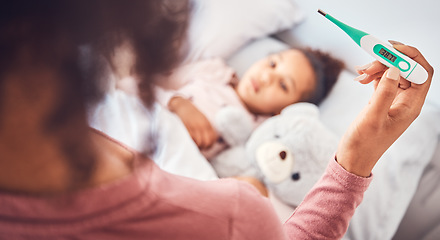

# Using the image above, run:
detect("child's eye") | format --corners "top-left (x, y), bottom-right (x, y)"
top-left (280, 81), bottom-right (288, 92)
top-left (269, 59), bottom-right (276, 68)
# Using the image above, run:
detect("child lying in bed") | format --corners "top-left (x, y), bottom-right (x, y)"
top-left (154, 48), bottom-right (344, 160)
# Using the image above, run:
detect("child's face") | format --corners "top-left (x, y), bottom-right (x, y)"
top-left (236, 49), bottom-right (316, 115)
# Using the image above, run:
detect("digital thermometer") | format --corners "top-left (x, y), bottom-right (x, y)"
top-left (318, 9), bottom-right (428, 84)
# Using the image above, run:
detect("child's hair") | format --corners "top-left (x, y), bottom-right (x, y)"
top-left (298, 48), bottom-right (345, 105)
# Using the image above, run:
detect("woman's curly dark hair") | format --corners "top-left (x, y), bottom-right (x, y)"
top-left (0, 0), bottom-right (190, 184)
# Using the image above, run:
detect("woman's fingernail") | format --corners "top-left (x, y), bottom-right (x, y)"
top-left (355, 62), bottom-right (372, 71)
top-left (386, 67), bottom-right (400, 81)
top-left (388, 40), bottom-right (405, 46)
top-left (354, 73), bottom-right (368, 81)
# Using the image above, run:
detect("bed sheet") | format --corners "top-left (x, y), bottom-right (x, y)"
top-left (393, 142), bottom-right (440, 240)
top-left (88, 90), bottom-right (219, 181)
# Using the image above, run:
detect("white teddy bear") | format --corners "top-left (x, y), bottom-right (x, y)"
top-left (211, 102), bottom-right (339, 207)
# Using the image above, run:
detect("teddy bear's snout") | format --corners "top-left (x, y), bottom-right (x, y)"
top-left (255, 141), bottom-right (295, 184)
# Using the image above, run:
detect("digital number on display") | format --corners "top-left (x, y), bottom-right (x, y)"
top-left (379, 48), bottom-right (397, 62)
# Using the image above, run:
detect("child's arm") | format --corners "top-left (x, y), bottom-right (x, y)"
top-left (168, 96), bottom-right (218, 150)
top-left (155, 58), bottom-right (234, 150)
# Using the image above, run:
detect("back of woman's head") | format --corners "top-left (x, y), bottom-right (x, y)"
top-left (0, 0), bottom-right (190, 183)
top-left (0, 0), bottom-right (190, 109)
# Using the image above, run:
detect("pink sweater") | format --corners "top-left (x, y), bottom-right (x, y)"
top-left (0, 138), bottom-right (371, 239)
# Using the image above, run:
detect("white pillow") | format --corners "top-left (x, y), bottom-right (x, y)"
top-left (183, 0), bottom-right (304, 63)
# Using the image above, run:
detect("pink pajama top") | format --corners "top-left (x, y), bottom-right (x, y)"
top-left (0, 134), bottom-right (371, 240)
top-left (155, 58), bottom-right (268, 160)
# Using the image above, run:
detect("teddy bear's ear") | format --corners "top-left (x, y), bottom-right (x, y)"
top-left (280, 102), bottom-right (319, 118)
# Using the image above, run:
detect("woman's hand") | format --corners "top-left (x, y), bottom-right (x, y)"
top-left (337, 44), bottom-right (433, 177)
top-left (168, 96), bottom-right (218, 150)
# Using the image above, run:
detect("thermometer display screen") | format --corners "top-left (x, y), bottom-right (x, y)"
top-left (379, 48), bottom-right (397, 62)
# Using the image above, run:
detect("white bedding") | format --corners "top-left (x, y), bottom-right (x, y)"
top-left (88, 0), bottom-right (440, 239)
top-left (88, 90), bottom-right (218, 181)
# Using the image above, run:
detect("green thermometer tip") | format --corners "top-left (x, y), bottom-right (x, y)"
top-left (317, 9), bottom-right (368, 46)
